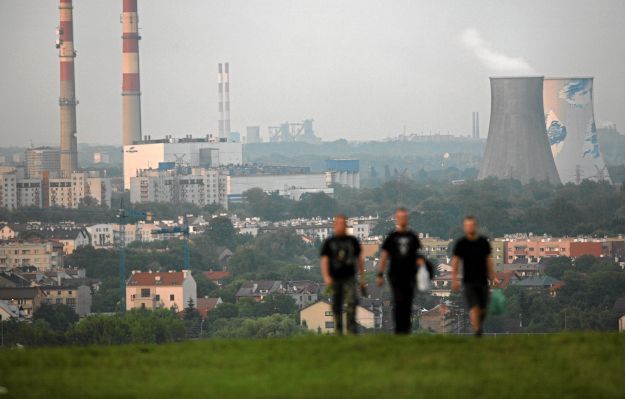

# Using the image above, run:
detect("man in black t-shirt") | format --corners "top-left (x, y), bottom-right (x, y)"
top-left (376, 208), bottom-right (424, 334)
top-left (451, 216), bottom-right (499, 336)
top-left (320, 214), bottom-right (365, 335)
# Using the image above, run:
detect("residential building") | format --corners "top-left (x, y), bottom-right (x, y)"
top-left (0, 241), bottom-right (64, 271)
top-left (202, 270), bottom-right (231, 287)
top-left (0, 299), bottom-right (19, 321)
top-left (421, 237), bottom-right (452, 262)
top-left (129, 167), bottom-right (228, 209)
top-left (504, 237), bottom-right (605, 263)
top-left (42, 281), bottom-right (93, 316)
top-left (491, 239), bottom-right (507, 264)
top-left (25, 147), bottom-right (60, 179)
top-left (282, 280), bottom-right (321, 308)
top-left (126, 270), bottom-right (197, 312)
top-left (419, 303), bottom-right (461, 334)
top-left (299, 300), bottom-right (377, 334)
top-left (235, 280), bottom-right (282, 302)
top-left (16, 179), bottom-right (43, 207)
top-left (37, 228), bottom-right (90, 255)
top-left (0, 167), bottom-right (18, 210)
top-left (0, 286), bottom-right (46, 319)
top-left (86, 224), bottom-right (115, 248)
top-left (510, 275), bottom-right (563, 296)
top-left (196, 297), bottom-right (223, 319)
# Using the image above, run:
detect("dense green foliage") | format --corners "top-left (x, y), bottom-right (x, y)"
top-left (1, 309), bottom-right (185, 346)
top-left (234, 179), bottom-right (625, 238)
top-left (487, 256), bottom-right (625, 333)
top-left (0, 334), bottom-right (623, 399)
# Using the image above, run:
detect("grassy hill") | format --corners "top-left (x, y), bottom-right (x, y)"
top-left (0, 333), bottom-right (623, 399)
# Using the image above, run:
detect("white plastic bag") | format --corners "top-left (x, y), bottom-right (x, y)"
top-left (417, 265), bottom-right (431, 292)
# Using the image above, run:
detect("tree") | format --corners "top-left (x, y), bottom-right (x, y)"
top-left (33, 303), bottom-right (79, 333)
top-left (184, 298), bottom-right (201, 320)
top-left (205, 216), bottom-right (236, 248)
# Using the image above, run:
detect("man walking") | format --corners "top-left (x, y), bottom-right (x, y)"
top-left (376, 208), bottom-right (423, 334)
top-left (320, 214), bottom-right (365, 335)
top-left (451, 216), bottom-right (499, 336)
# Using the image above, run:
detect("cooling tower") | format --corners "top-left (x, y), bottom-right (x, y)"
top-left (544, 78), bottom-right (611, 184)
top-left (478, 77), bottom-right (560, 184)
top-left (58, 0), bottom-right (78, 177)
top-left (121, 0), bottom-right (142, 146)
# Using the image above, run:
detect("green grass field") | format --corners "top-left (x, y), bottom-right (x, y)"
top-left (1, 334), bottom-right (624, 399)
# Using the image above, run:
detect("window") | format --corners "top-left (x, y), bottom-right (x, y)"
top-left (141, 288), bottom-right (150, 298)
top-left (324, 310), bottom-right (333, 316)
top-left (325, 321), bottom-right (334, 329)
top-left (155, 295), bottom-right (160, 301)
top-left (170, 294), bottom-right (175, 301)
top-left (56, 298), bottom-right (63, 304)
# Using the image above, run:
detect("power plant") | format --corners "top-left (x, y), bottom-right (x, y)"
top-left (478, 77), bottom-right (560, 185)
top-left (121, 0), bottom-right (143, 146)
top-left (57, 0), bottom-right (78, 177)
top-left (543, 78), bottom-right (611, 184)
top-left (269, 119), bottom-right (320, 143)
top-left (217, 62), bottom-right (231, 140)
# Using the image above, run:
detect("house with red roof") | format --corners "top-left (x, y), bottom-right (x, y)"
top-left (126, 270), bottom-right (196, 312)
top-left (202, 270), bottom-right (231, 286)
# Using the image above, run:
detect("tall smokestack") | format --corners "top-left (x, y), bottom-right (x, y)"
top-left (58, 0), bottom-right (78, 177)
top-left (478, 77), bottom-right (560, 185)
top-left (224, 62), bottom-right (231, 137)
top-left (217, 63), bottom-right (224, 139)
top-left (121, 0), bottom-right (142, 146)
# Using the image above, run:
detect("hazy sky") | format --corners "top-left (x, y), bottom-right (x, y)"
top-left (1, 0), bottom-right (624, 146)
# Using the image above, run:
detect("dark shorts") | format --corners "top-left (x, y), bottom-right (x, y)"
top-left (464, 284), bottom-right (490, 310)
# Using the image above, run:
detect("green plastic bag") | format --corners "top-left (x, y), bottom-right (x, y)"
top-left (489, 289), bottom-right (506, 316)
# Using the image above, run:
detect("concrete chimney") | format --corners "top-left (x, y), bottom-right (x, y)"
top-left (224, 62), bottom-right (231, 137)
top-left (217, 63), bottom-right (225, 139)
top-left (121, 0), bottom-right (142, 146)
top-left (58, 0), bottom-right (78, 177)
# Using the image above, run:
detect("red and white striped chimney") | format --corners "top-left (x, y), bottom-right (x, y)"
top-left (121, 0), bottom-right (142, 146)
top-left (224, 62), bottom-right (231, 137)
top-left (58, 0), bottom-right (78, 177)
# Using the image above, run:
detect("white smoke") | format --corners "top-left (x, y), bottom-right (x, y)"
top-left (461, 28), bottom-right (535, 75)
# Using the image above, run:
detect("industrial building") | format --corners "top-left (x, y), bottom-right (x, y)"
top-left (325, 159), bottom-right (360, 189)
top-left (544, 78), bottom-right (611, 184)
top-left (25, 147), bottom-right (60, 179)
top-left (129, 166), bottom-right (228, 209)
top-left (228, 173), bottom-right (330, 201)
top-left (246, 126), bottom-right (261, 143)
top-left (269, 119), bottom-right (320, 143)
top-left (122, 137), bottom-right (243, 188)
top-left (478, 77), bottom-right (561, 184)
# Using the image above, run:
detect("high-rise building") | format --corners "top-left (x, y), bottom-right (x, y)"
top-left (25, 147), bottom-right (60, 179)
top-left (129, 167), bottom-right (228, 209)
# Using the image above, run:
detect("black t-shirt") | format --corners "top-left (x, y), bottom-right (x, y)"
top-left (381, 230), bottom-right (422, 280)
top-left (320, 235), bottom-right (361, 281)
top-left (452, 236), bottom-right (491, 285)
